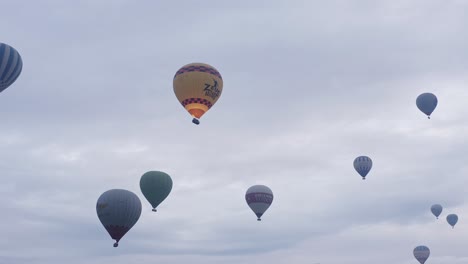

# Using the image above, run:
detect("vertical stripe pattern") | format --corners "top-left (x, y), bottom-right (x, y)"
top-left (353, 156), bottom-right (372, 179)
top-left (0, 43), bottom-right (22, 92)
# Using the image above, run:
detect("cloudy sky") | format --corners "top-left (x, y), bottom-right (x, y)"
top-left (1, 1), bottom-right (467, 263)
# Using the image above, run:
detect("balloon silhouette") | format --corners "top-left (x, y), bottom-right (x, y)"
top-left (416, 93), bottom-right (438, 119)
top-left (140, 171), bottom-right (173, 212)
top-left (430, 204), bottom-right (443, 219)
top-left (413, 245), bottom-right (430, 264)
top-left (96, 189), bottom-right (142, 247)
top-left (446, 214), bottom-right (458, 229)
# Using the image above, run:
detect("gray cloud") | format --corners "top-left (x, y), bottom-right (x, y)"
top-left (0, 0), bottom-right (467, 263)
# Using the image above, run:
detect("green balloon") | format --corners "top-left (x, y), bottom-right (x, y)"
top-left (139, 171), bottom-right (173, 212)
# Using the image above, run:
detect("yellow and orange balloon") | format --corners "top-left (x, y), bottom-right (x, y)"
top-left (173, 63), bottom-right (223, 125)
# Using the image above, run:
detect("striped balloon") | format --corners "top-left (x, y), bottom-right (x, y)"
top-left (96, 189), bottom-right (142, 247)
top-left (413, 245), bottom-right (430, 264)
top-left (0, 43), bottom-right (22, 93)
top-left (245, 185), bottom-right (273, 221)
top-left (353, 156), bottom-right (373, 180)
top-left (446, 214), bottom-right (458, 229)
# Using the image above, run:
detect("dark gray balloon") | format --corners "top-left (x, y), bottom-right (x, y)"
top-left (413, 245), bottom-right (430, 264)
top-left (353, 156), bottom-right (372, 180)
top-left (430, 204), bottom-right (443, 219)
top-left (96, 189), bottom-right (142, 247)
top-left (416, 93), bottom-right (438, 119)
top-left (446, 214), bottom-right (458, 228)
top-left (245, 185), bottom-right (273, 221)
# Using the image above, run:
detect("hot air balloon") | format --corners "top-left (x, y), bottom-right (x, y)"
top-left (413, 245), bottom-right (430, 264)
top-left (140, 171), bottom-right (173, 212)
top-left (416, 93), bottom-right (438, 119)
top-left (0, 43), bottom-right (23, 93)
top-left (245, 185), bottom-right (273, 221)
top-left (173, 62), bottom-right (223, 125)
top-left (446, 214), bottom-right (458, 229)
top-left (430, 204), bottom-right (443, 219)
top-left (353, 156), bottom-right (372, 180)
top-left (96, 189), bottom-right (142, 247)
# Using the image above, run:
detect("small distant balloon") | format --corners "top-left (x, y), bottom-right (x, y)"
top-left (416, 93), bottom-right (438, 119)
top-left (413, 245), bottom-right (430, 264)
top-left (140, 171), bottom-right (173, 212)
top-left (446, 214), bottom-right (458, 229)
top-left (173, 62), bottom-right (223, 125)
top-left (353, 156), bottom-right (372, 180)
top-left (0, 43), bottom-right (23, 93)
top-left (245, 185), bottom-right (273, 221)
top-left (96, 189), bottom-right (142, 247)
top-left (430, 204), bottom-right (443, 219)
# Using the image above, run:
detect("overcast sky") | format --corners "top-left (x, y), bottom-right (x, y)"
top-left (0, 1), bottom-right (467, 263)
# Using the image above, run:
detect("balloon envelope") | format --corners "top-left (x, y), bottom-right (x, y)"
top-left (413, 245), bottom-right (430, 264)
top-left (353, 156), bottom-right (372, 180)
top-left (0, 43), bottom-right (23, 93)
top-left (416, 93), bottom-right (437, 118)
top-left (173, 62), bottom-right (223, 124)
top-left (245, 185), bottom-right (273, 221)
top-left (430, 204), bottom-right (443, 219)
top-left (446, 214), bottom-right (458, 228)
top-left (96, 189), bottom-right (142, 247)
top-left (140, 171), bottom-right (173, 212)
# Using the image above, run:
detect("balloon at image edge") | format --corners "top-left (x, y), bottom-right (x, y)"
top-left (173, 62), bottom-right (223, 125)
top-left (0, 42), bottom-right (23, 93)
top-left (96, 189), bottom-right (142, 247)
top-left (413, 245), bottom-right (430, 264)
top-left (245, 185), bottom-right (274, 221)
top-left (416, 93), bottom-right (438, 119)
top-left (353, 156), bottom-right (372, 180)
top-left (139, 171), bottom-right (173, 212)
top-left (430, 204), bottom-right (443, 219)
top-left (446, 213), bottom-right (458, 229)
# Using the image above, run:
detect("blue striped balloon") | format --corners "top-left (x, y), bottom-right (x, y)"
top-left (0, 43), bottom-right (22, 93)
top-left (353, 156), bottom-right (373, 180)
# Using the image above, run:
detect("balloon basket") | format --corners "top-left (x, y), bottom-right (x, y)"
top-left (192, 118), bottom-right (200, 125)
top-left (152, 208), bottom-right (157, 212)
